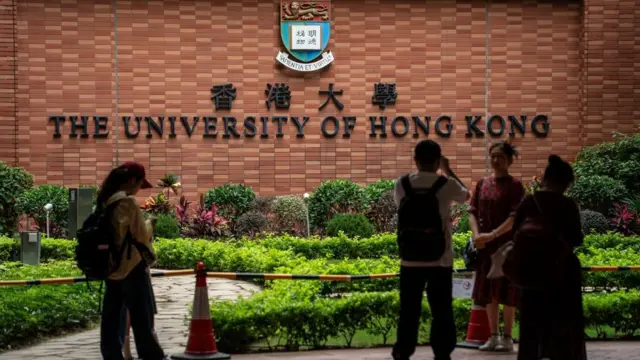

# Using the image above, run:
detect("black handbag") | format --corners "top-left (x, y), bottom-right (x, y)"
top-left (463, 236), bottom-right (478, 269)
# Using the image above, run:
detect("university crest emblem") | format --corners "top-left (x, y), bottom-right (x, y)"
top-left (276, 1), bottom-right (335, 72)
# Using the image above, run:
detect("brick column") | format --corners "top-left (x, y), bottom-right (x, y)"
top-left (0, 0), bottom-right (16, 165)
top-left (581, 0), bottom-right (640, 147)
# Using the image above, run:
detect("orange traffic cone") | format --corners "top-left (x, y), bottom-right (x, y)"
top-left (457, 301), bottom-right (491, 348)
top-left (172, 262), bottom-right (230, 360)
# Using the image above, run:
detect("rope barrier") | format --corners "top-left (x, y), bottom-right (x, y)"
top-left (0, 266), bottom-right (639, 287)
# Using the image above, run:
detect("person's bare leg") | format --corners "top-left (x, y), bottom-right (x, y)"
top-left (123, 311), bottom-right (133, 359)
top-left (497, 305), bottom-right (516, 352)
top-left (486, 300), bottom-right (500, 334)
top-left (479, 300), bottom-right (501, 351)
top-left (503, 305), bottom-right (515, 337)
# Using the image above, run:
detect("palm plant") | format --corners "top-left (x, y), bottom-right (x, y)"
top-left (157, 173), bottom-right (181, 199)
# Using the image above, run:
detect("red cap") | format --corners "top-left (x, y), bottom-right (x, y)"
top-left (120, 161), bottom-right (153, 189)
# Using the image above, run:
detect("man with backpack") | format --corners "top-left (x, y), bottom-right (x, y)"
top-left (392, 140), bottom-right (471, 360)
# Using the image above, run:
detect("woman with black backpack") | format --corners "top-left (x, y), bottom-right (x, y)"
top-left (96, 161), bottom-right (168, 360)
top-left (512, 155), bottom-right (587, 360)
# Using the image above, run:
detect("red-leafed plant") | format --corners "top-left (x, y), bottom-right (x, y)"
top-left (176, 195), bottom-right (191, 226)
top-left (611, 203), bottom-right (639, 235)
top-left (178, 194), bottom-right (230, 239)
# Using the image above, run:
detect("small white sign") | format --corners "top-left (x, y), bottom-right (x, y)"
top-left (452, 275), bottom-right (475, 299)
top-left (28, 232), bottom-right (38, 243)
top-left (290, 24), bottom-right (321, 50)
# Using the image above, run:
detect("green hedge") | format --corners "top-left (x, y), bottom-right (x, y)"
top-left (0, 261), bottom-right (100, 349)
top-left (211, 285), bottom-right (640, 352)
top-left (3, 234), bottom-right (640, 291)
top-left (153, 238), bottom-right (301, 273)
top-left (0, 237), bottom-right (76, 262)
top-left (3, 232), bottom-right (637, 264)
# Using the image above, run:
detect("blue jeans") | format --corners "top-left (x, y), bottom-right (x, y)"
top-left (100, 262), bottom-right (164, 360)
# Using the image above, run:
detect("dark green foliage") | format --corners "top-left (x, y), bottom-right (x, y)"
top-left (574, 134), bottom-right (640, 192)
top-left (308, 180), bottom-right (367, 229)
top-left (0, 162), bottom-right (33, 235)
top-left (153, 214), bottom-right (181, 239)
top-left (363, 179), bottom-right (395, 205)
top-left (568, 175), bottom-right (627, 214)
top-left (366, 190), bottom-right (397, 233)
top-left (235, 211), bottom-right (270, 238)
top-left (211, 285), bottom-right (640, 352)
top-left (326, 213), bottom-right (374, 238)
top-left (17, 184), bottom-right (69, 238)
top-left (580, 210), bottom-right (610, 235)
top-left (0, 261), bottom-right (101, 349)
top-left (203, 184), bottom-right (256, 220)
top-left (451, 203), bottom-right (471, 233)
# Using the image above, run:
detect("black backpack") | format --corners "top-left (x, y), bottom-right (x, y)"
top-left (397, 175), bottom-right (448, 262)
top-left (75, 200), bottom-right (132, 281)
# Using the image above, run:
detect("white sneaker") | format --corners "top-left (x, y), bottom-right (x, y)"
top-left (478, 336), bottom-right (500, 351)
top-left (495, 337), bottom-right (514, 352)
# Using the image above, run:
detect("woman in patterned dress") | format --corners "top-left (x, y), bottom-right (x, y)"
top-left (468, 142), bottom-right (525, 352)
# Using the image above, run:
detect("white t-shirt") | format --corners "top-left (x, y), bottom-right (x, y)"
top-left (394, 171), bottom-right (469, 267)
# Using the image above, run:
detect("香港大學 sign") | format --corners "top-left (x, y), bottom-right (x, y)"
top-left (277, 1), bottom-right (335, 72)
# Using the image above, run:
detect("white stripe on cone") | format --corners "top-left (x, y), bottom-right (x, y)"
top-left (192, 285), bottom-right (211, 321)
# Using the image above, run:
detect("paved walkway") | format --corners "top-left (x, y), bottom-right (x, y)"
top-left (232, 343), bottom-right (640, 359)
top-left (0, 274), bottom-right (261, 360)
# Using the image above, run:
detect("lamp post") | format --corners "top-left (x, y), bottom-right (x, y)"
top-left (303, 193), bottom-right (310, 237)
top-left (44, 203), bottom-right (53, 238)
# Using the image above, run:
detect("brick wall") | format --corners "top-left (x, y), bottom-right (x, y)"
top-left (0, 0), bottom-right (16, 165)
top-left (1, 0), bottom-right (638, 199)
top-left (581, 0), bottom-right (640, 145)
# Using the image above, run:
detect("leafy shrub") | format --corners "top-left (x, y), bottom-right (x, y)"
top-left (580, 210), bottom-right (610, 235)
top-left (235, 211), bottom-right (270, 238)
top-left (574, 134), bottom-right (640, 192)
top-left (0, 261), bottom-right (100, 349)
top-left (183, 204), bottom-right (230, 240)
top-left (152, 238), bottom-right (300, 273)
top-left (326, 214), bottom-right (374, 238)
top-left (273, 195), bottom-right (307, 235)
top-left (581, 232), bottom-right (640, 252)
top-left (256, 233), bottom-right (397, 260)
top-left (249, 196), bottom-right (275, 215)
top-left (141, 193), bottom-right (174, 216)
top-left (308, 180), bottom-right (368, 229)
top-left (451, 204), bottom-right (471, 233)
top-left (568, 175), bottom-right (627, 213)
top-left (17, 184), bottom-right (69, 238)
top-left (203, 184), bottom-right (256, 220)
top-left (210, 281), bottom-right (640, 352)
top-left (366, 190), bottom-right (397, 233)
top-left (0, 162), bottom-right (33, 236)
top-left (363, 179), bottom-right (395, 205)
top-left (153, 214), bottom-right (181, 239)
